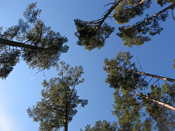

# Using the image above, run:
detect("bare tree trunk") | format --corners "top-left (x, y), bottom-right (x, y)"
top-left (136, 71), bottom-right (175, 82)
top-left (144, 96), bottom-right (175, 111)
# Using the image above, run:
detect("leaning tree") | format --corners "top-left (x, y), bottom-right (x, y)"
top-left (0, 3), bottom-right (68, 78)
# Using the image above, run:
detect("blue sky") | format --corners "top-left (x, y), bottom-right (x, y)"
top-left (0, 0), bottom-right (175, 131)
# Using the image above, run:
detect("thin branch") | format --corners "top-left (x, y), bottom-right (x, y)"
top-left (132, 2), bottom-right (175, 28)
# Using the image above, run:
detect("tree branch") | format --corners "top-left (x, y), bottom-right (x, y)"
top-left (133, 2), bottom-right (175, 28)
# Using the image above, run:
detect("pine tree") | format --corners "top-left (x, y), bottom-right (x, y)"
top-left (0, 3), bottom-right (68, 78)
top-left (104, 52), bottom-right (175, 131)
top-left (27, 62), bottom-right (88, 131)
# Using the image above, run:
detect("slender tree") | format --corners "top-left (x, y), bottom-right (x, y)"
top-left (104, 52), bottom-right (175, 131)
top-left (27, 62), bottom-right (88, 131)
top-left (0, 3), bottom-right (68, 78)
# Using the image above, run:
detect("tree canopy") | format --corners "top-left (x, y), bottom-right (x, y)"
top-left (80, 120), bottom-right (117, 131)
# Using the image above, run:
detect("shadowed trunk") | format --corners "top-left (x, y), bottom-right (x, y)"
top-left (64, 92), bottom-right (69, 131)
top-left (0, 38), bottom-right (45, 50)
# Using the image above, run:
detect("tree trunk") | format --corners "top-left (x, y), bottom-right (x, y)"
top-left (135, 71), bottom-right (175, 82)
top-left (0, 38), bottom-right (45, 50)
top-left (64, 123), bottom-right (68, 131)
top-left (64, 93), bottom-right (69, 131)
top-left (144, 96), bottom-right (175, 111)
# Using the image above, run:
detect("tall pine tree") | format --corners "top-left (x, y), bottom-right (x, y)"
top-left (27, 62), bottom-right (88, 131)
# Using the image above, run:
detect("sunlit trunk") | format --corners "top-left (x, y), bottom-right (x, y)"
top-left (144, 96), bottom-right (175, 111)
top-left (135, 71), bottom-right (175, 82)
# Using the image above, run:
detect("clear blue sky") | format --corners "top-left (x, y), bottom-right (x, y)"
top-left (0, 0), bottom-right (175, 131)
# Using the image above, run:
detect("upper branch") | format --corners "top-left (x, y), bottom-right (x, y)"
top-left (133, 2), bottom-right (175, 28)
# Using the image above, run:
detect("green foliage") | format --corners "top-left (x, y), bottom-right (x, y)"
top-left (80, 120), bottom-right (117, 131)
top-left (0, 50), bottom-right (20, 78)
top-left (27, 62), bottom-right (88, 131)
top-left (0, 3), bottom-right (68, 78)
top-left (112, 0), bottom-right (173, 46)
top-left (141, 83), bottom-right (175, 131)
top-left (104, 52), bottom-right (147, 90)
top-left (104, 52), bottom-right (175, 131)
top-left (112, 0), bottom-right (172, 46)
top-left (74, 0), bottom-right (175, 48)
top-left (22, 19), bottom-right (68, 69)
top-left (113, 0), bottom-right (151, 24)
top-left (117, 12), bottom-right (168, 46)
top-left (156, 0), bottom-right (175, 6)
top-left (74, 19), bottom-right (114, 50)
